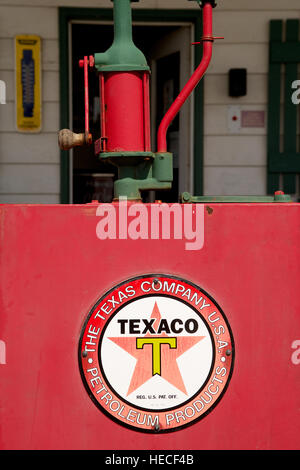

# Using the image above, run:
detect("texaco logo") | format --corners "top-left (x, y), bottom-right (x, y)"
top-left (79, 275), bottom-right (234, 433)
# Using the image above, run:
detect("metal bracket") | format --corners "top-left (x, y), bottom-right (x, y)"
top-left (94, 137), bottom-right (108, 155)
top-left (188, 0), bottom-right (217, 7)
top-left (192, 36), bottom-right (223, 44)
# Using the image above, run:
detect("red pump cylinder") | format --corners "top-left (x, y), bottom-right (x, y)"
top-left (99, 71), bottom-right (151, 153)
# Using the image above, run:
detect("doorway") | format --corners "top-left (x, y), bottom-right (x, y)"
top-left (59, 8), bottom-right (204, 203)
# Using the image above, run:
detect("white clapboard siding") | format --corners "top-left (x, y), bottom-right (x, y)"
top-left (204, 74), bottom-right (268, 105)
top-left (201, 3), bottom-right (300, 196)
top-left (0, 102), bottom-right (59, 133)
top-left (204, 166), bottom-right (267, 196)
top-left (0, 38), bottom-right (15, 70)
top-left (0, 38), bottom-right (59, 71)
top-left (208, 44), bottom-right (269, 75)
top-left (0, 2), bottom-right (60, 203)
top-left (213, 10), bottom-right (300, 44)
top-left (0, 0), bottom-right (299, 201)
top-left (204, 136), bottom-right (267, 167)
top-left (0, 6), bottom-right (58, 39)
top-left (205, 72), bottom-right (289, 105)
top-left (0, 164), bottom-right (60, 194)
top-left (0, 0), bottom-right (299, 10)
top-left (0, 194), bottom-right (60, 203)
top-left (0, 133), bottom-right (60, 164)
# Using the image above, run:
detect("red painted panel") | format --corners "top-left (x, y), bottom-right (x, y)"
top-left (0, 203), bottom-right (299, 449)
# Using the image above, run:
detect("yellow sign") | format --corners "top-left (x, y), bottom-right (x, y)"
top-left (15, 35), bottom-right (41, 132)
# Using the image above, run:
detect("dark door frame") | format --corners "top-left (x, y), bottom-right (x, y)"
top-left (59, 7), bottom-right (204, 203)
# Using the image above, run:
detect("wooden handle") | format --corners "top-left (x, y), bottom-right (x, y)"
top-left (58, 129), bottom-right (86, 150)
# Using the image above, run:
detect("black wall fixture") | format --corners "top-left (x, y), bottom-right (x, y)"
top-left (229, 68), bottom-right (247, 97)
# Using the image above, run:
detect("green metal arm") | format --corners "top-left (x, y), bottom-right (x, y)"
top-left (180, 192), bottom-right (292, 203)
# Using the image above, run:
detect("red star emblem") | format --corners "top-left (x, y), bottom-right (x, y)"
top-left (108, 302), bottom-right (205, 395)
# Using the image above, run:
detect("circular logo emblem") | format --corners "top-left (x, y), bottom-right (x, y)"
top-left (79, 275), bottom-right (234, 433)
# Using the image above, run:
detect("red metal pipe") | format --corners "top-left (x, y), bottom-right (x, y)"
top-left (83, 56), bottom-right (89, 135)
top-left (79, 55), bottom-right (94, 144)
top-left (157, 3), bottom-right (213, 153)
top-left (99, 73), bottom-right (107, 152)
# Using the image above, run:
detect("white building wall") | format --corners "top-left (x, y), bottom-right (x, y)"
top-left (0, 4), bottom-right (60, 203)
top-left (204, 5), bottom-right (300, 196)
top-left (0, 0), bottom-right (299, 202)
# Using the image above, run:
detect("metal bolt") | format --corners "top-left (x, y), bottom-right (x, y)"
top-left (82, 350), bottom-right (88, 358)
top-left (154, 423), bottom-right (160, 432)
top-left (225, 349), bottom-right (232, 356)
top-left (182, 191), bottom-right (191, 202)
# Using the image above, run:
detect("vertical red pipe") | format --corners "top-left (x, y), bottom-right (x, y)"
top-left (79, 55), bottom-right (94, 145)
top-left (157, 3), bottom-right (213, 153)
top-left (99, 73), bottom-right (107, 152)
top-left (83, 56), bottom-right (90, 135)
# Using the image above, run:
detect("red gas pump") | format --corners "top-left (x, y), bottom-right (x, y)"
top-left (59, 0), bottom-right (221, 201)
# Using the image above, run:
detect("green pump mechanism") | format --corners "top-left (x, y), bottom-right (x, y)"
top-left (94, 0), bottom-right (175, 201)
